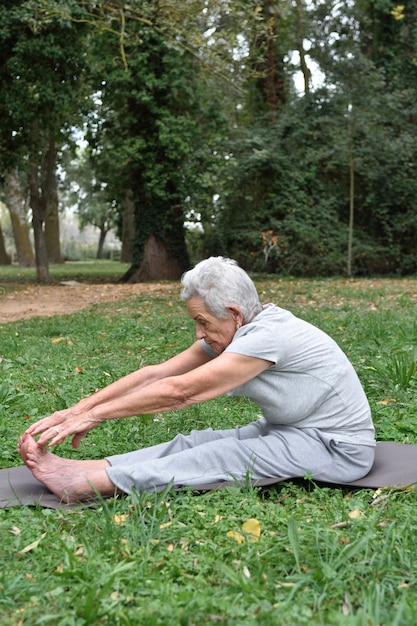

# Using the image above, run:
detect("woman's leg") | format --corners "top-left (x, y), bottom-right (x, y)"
top-left (107, 420), bottom-right (266, 466)
top-left (106, 425), bottom-right (375, 494)
top-left (18, 435), bottom-right (116, 502)
top-left (17, 422), bottom-right (266, 502)
top-left (19, 424), bottom-right (375, 501)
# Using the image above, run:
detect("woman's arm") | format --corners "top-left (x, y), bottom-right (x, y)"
top-left (26, 342), bottom-right (271, 449)
top-left (91, 350), bottom-right (272, 421)
top-left (76, 340), bottom-right (213, 409)
top-left (25, 341), bottom-right (212, 448)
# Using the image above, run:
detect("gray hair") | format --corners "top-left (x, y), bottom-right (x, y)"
top-left (181, 257), bottom-right (263, 323)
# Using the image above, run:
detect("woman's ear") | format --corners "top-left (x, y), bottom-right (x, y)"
top-left (228, 306), bottom-right (243, 328)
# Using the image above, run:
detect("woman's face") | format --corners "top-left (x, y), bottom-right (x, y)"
top-left (186, 296), bottom-right (241, 355)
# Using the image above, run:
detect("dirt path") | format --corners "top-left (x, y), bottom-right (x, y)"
top-left (1, 277), bottom-right (416, 324)
top-left (0, 282), bottom-right (177, 324)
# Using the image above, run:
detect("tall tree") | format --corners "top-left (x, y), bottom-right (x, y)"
top-left (0, 1), bottom-right (88, 281)
top-left (85, 14), bottom-right (226, 281)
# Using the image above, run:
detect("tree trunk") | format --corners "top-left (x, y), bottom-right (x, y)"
top-left (120, 190), bottom-right (135, 263)
top-left (347, 147), bottom-right (355, 278)
top-left (126, 235), bottom-right (184, 282)
top-left (29, 162), bottom-right (51, 283)
top-left (295, 0), bottom-right (310, 97)
top-left (0, 222), bottom-right (11, 265)
top-left (96, 224), bottom-right (108, 259)
top-left (263, 0), bottom-right (286, 113)
top-left (44, 133), bottom-right (63, 263)
top-left (3, 169), bottom-right (35, 267)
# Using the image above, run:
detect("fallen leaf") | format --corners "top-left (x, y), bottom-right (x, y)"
top-left (160, 521), bottom-right (172, 529)
top-left (372, 494), bottom-right (391, 506)
top-left (113, 513), bottom-right (129, 526)
top-left (51, 337), bottom-right (66, 344)
top-left (227, 530), bottom-right (245, 544)
top-left (242, 518), bottom-right (261, 542)
top-left (329, 521), bottom-right (350, 529)
top-left (242, 565), bottom-right (251, 579)
top-left (19, 532), bottom-right (47, 554)
top-left (377, 519), bottom-right (395, 527)
top-left (342, 592), bottom-right (350, 615)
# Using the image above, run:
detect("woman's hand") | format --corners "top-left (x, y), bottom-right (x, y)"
top-left (24, 406), bottom-right (100, 448)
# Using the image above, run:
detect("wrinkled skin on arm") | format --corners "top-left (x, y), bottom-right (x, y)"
top-left (25, 297), bottom-right (271, 448)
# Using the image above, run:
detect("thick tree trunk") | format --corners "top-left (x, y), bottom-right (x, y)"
top-left (3, 169), bottom-right (35, 267)
top-left (44, 133), bottom-right (63, 263)
top-left (126, 235), bottom-right (184, 282)
top-left (0, 222), bottom-right (11, 265)
top-left (263, 0), bottom-right (286, 113)
top-left (120, 190), bottom-right (135, 263)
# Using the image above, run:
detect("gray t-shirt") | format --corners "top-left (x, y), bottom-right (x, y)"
top-left (201, 304), bottom-right (375, 446)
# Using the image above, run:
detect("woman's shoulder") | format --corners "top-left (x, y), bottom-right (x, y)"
top-left (252, 303), bottom-right (296, 326)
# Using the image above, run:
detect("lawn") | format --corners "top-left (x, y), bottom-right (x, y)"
top-left (0, 259), bottom-right (131, 288)
top-left (0, 266), bottom-right (416, 625)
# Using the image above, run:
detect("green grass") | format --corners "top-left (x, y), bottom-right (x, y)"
top-left (1, 269), bottom-right (417, 625)
top-left (0, 259), bottom-right (130, 288)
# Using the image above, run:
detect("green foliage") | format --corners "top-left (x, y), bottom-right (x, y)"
top-left (214, 83), bottom-right (417, 276)
top-left (1, 0), bottom-right (417, 279)
top-left (83, 17), bottom-right (227, 274)
top-left (0, 0), bottom-right (88, 168)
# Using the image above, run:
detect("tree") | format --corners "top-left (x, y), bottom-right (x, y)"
top-left (3, 168), bottom-right (35, 267)
top-left (213, 0), bottom-right (417, 276)
top-left (0, 1), bottom-right (88, 281)
top-left (84, 15), bottom-right (226, 281)
top-left (308, 0), bottom-right (417, 274)
top-left (2, 0), bottom-right (414, 279)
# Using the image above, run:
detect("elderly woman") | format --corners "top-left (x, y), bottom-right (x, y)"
top-left (19, 257), bottom-right (375, 502)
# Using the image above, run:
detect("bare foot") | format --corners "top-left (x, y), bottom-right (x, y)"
top-left (18, 435), bottom-right (116, 503)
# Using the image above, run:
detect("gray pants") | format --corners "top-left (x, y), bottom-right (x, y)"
top-left (106, 418), bottom-right (375, 494)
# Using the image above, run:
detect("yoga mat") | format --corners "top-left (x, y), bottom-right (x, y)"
top-left (1, 442), bottom-right (416, 508)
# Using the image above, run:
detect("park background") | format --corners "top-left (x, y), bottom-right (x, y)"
top-left (1, 0), bottom-right (416, 283)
